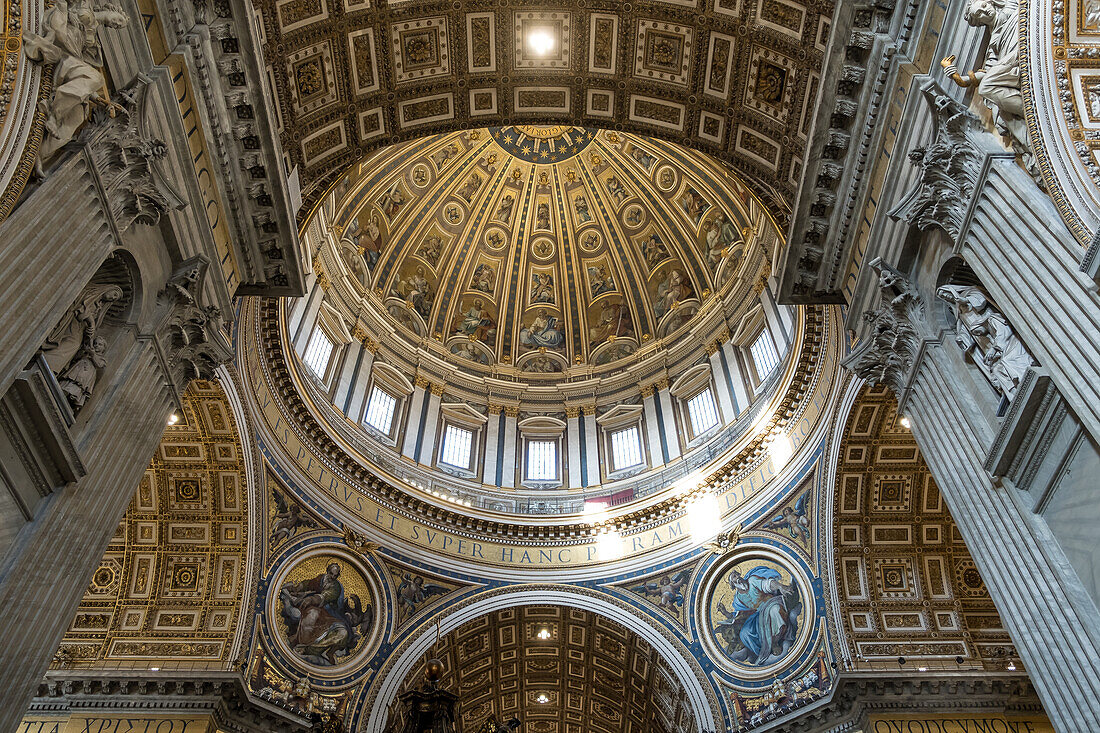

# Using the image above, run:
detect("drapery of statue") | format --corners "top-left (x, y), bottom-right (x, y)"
top-left (39, 281), bottom-right (123, 412)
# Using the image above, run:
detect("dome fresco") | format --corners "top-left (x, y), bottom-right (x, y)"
top-left (327, 126), bottom-right (774, 376)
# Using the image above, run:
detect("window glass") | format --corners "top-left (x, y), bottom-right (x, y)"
top-left (527, 439), bottom-right (557, 480)
top-left (302, 330), bottom-right (334, 378)
top-left (610, 425), bottom-right (644, 471)
top-left (363, 386), bottom-right (397, 434)
top-left (687, 388), bottom-right (720, 435)
top-left (441, 423), bottom-right (473, 469)
top-left (750, 330), bottom-right (781, 380)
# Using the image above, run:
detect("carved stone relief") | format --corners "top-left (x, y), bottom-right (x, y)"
top-left (156, 257), bottom-right (233, 396)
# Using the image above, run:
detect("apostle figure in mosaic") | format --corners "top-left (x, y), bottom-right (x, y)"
top-left (280, 562), bottom-right (372, 666)
top-left (714, 566), bottom-right (801, 667)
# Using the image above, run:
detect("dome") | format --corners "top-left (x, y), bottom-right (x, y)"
top-left (324, 126), bottom-right (776, 378)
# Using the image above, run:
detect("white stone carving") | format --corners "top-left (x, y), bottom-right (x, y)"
top-left (937, 284), bottom-right (1035, 401)
top-left (57, 335), bottom-right (106, 409)
top-left (40, 282), bottom-right (122, 376)
top-left (841, 259), bottom-right (925, 396)
top-left (23, 0), bottom-right (128, 174)
top-left (942, 0), bottom-right (1038, 182)
top-left (156, 257), bottom-right (233, 394)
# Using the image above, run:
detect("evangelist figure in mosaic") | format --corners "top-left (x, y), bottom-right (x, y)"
top-left (279, 562), bottom-right (372, 666)
top-left (713, 566), bottom-right (801, 667)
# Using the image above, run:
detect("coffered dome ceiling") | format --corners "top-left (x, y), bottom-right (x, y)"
top-left (326, 125), bottom-right (777, 374)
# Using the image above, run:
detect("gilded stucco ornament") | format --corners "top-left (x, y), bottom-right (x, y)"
top-left (942, 0), bottom-right (1041, 183)
top-left (22, 0), bottom-right (127, 175)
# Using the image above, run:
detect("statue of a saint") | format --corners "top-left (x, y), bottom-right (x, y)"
top-left (937, 284), bottom-right (1034, 401)
top-left (57, 336), bottom-right (107, 409)
top-left (41, 282), bottom-right (123, 375)
top-left (23, 0), bottom-right (129, 173)
top-left (941, 0), bottom-right (1037, 179)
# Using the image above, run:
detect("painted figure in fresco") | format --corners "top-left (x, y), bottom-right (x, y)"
top-left (641, 232), bottom-right (670, 268)
top-left (606, 176), bottom-right (628, 204)
top-left (432, 143), bottom-right (459, 168)
top-left (714, 566), bottom-right (801, 667)
top-left (520, 309), bottom-right (564, 350)
top-left (574, 194), bottom-right (592, 224)
top-left (589, 301), bottom-right (634, 345)
top-left (937, 284), bottom-right (1034, 401)
top-left (470, 264), bottom-right (495, 294)
top-left (765, 493), bottom-right (810, 544)
top-left (495, 194), bottom-right (515, 223)
top-left (678, 188), bottom-right (711, 226)
top-left (587, 264), bottom-right (616, 298)
top-left (592, 342), bottom-right (635, 365)
top-left (522, 354), bottom-right (562, 373)
top-left (454, 300), bottom-right (496, 342)
top-left (530, 272), bottom-right (555, 304)
top-left (393, 267), bottom-right (433, 321)
top-left (354, 214), bottom-right (384, 272)
top-left (377, 182), bottom-right (406, 219)
top-left (703, 213), bottom-right (741, 270)
top-left (457, 173), bottom-right (482, 203)
top-left (279, 562), bottom-right (373, 666)
top-left (631, 146), bottom-right (656, 170)
top-left (654, 269), bottom-right (693, 319)
top-left (417, 234), bottom-right (444, 262)
top-left (451, 341), bottom-right (489, 365)
top-left (631, 569), bottom-right (689, 612)
top-left (271, 491), bottom-right (317, 547)
top-left (395, 573), bottom-right (450, 616)
top-left (624, 207), bottom-right (644, 228)
top-left (536, 202), bottom-right (552, 231)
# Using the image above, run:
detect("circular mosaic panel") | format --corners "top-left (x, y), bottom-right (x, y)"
top-left (698, 546), bottom-right (814, 679)
top-left (269, 548), bottom-right (381, 676)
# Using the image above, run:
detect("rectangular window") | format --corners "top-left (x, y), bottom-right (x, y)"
top-left (527, 439), bottom-right (557, 480)
top-left (363, 386), bottom-right (397, 434)
top-left (687, 388), bottom-right (720, 436)
top-left (610, 425), bottom-right (644, 471)
top-left (440, 424), bottom-right (473, 469)
top-left (750, 330), bottom-right (780, 380)
top-left (302, 330), bottom-right (334, 379)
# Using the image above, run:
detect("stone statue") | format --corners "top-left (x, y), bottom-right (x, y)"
top-left (23, 0), bottom-right (129, 174)
top-left (477, 717), bottom-right (520, 733)
top-left (941, 0), bottom-right (1038, 181)
top-left (57, 335), bottom-right (106, 409)
top-left (41, 282), bottom-right (123, 375)
top-left (937, 284), bottom-right (1034, 401)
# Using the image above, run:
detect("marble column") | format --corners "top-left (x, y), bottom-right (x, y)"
top-left (655, 382), bottom-right (681, 462)
top-left (721, 342), bottom-right (750, 415)
top-left (566, 407), bottom-right (582, 488)
top-left (761, 282), bottom-right (791, 349)
top-left (483, 406), bottom-right (502, 487)
top-left (641, 385), bottom-right (666, 466)
top-left (501, 408), bottom-right (518, 488)
top-left (417, 385), bottom-right (443, 465)
top-left (582, 406), bottom-right (599, 487)
top-left (707, 342), bottom-right (735, 425)
top-left (344, 340), bottom-right (377, 422)
top-left (903, 344), bottom-right (1100, 731)
top-left (0, 338), bottom-right (176, 733)
top-left (401, 380), bottom-right (428, 460)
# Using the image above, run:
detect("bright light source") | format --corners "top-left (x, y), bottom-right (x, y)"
top-left (583, 501), bottom-right (609, 525)
top-left (1008, 663), bottom-right (1016, 671)
top-left (769, 433), bottom-right (792, 466)
top-left (527, 29), bottom-right (555, 56)
top-left (900, 415), bottom-right (911, 429)
top-left (535, 693), bottom-right (550, 704)
top-left (596, 528), bottom-right (624, 561)
top-left (536, 627), bottom-right (552, 640)
top-left (167, 413), bottom-right (179, 426)
top-left (689, 492), bottom-right (721, 542)
top-left (149, 667), bottom-right (160, 672)
top-left (918, 666), bottom-right (927, 672)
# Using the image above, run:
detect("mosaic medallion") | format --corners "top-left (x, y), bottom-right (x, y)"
top-left (269, 549), bottom-right (381, 675)
top-left (698, 546), bottom-right (814, 678)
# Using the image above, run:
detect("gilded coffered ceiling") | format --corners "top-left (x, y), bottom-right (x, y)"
top-left (52, 380), bottom-right (254, 670)
top-left (326, 126), bottom-right (774, 372)
top-left (256, 0), bottom-right (834, 217)
top-left (832, 385), bottom-right (1020, 672)
top-left (388, 605), bottom-right (697, 733)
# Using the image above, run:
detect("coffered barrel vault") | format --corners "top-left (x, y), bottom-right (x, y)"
top-left (254, 0), bottom-right (835, 218)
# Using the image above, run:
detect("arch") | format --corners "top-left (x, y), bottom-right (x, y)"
top-left (364, 586), bottom-right (718, 732)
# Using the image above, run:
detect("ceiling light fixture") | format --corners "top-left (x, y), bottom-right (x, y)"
top-left (167, 413), bottom-right (180, 426)
top-left (899, 415), bottom-right (911, 429)
top-left (535, 693), bottom-right (550, 704)
top-left (1008, 663), bottom-right (1016, 671)
top-left (536, 627), bottom-right (551, 640)
top-left (526, 29), bottom-right (555, 57)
